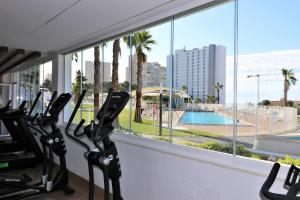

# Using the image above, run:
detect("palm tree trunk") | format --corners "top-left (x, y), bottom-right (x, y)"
top-left (134, 48), bottom-right (143, 123)
top-left (284, 80), bottom-right (288, 106)
top-left (94, 46), bottom-right (100, 118)
top-left (217, 90), bottom-right (220, 104)
top-left (112, 39), bottom-right (121, 128)
top-left (112, 39), bottom-right (120, 91)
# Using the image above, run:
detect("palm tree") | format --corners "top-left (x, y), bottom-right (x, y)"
top-left (124, 31), bottom-right (156, 123)
top-left (112, 39), bottom-right (121, 91)
top-left (282, 68), bottom-right (297, 106)
top-left (214, 82), bottom-right (223, 104)
top-left (207, 95), bottom-right (216, 104)
top-left (94, 46), bottom-right (100, 115)
top-left (72, 70), bottom-right (87, 103)
top-left (40, 79), bottom-right (52, 90)
top-left (181, 85), bottom-right (188, 92)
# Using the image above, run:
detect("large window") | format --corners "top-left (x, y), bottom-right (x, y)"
top-left (15, 61), bottom-right (52, 114)
top-left (237, 0), bottom-right (300, 157)
top-left (63, 0), bottom-right (300, 161)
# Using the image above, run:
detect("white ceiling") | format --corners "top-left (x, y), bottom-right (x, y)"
top-left (0, 0), bottom-right (216, 54)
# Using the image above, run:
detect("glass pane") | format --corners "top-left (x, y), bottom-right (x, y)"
top-left (172, 2), bottom-right (235, 153)
top-left (82, 47), bottom-right (97, 124)
top-left (113, 36), bottom-right (131, 133)
top-left (129, 22), bottom-right (171, 139)
top-left (102, 37), bottom-right (132, 133)
top-left (41, 61), bottom-right (53, 113)
top-left (238, 0), bottom-right (300, 159)
top-left (67, 51), bottom-right (82, 124)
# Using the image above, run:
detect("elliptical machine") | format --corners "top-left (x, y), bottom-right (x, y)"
top-left (0, 91), bottom-right (45, 170)
top-left (0, 92), bottom-right (74, 199)
top-left (66, 89), bottom-right (130, 200)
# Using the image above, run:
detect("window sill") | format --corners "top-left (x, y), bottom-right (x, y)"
top-left (111, 131), bottom-right (290, 180)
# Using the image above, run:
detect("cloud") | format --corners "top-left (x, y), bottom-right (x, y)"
top-left (225, 49), bottom-right (300, 103)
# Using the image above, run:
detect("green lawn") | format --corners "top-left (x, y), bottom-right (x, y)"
top-left (72, 108), bottom-right (221, 138)
top-left (118, 109), bottom-right (221, 138)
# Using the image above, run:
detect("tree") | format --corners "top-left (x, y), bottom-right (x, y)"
top-left (72, 70), bottom-right (87, 103)
top-left (214, 82), bottom-right (223, 104)
top-left (94, 46), bottom-right (100, 115)
top-left (207, 95), bottom-right (217, 104)
top-left (124, 31), bottom-right (156, 123)
top-left (40, 79), bottom-right (52, 90)
top-left (181, 85), bottom-right (188, 92)
top-left (287, 100), bottom-right (294, 107)
top-left (282, 68), bottom-right (297, 106)
top-left (131, 84), bottom-right (137, 91)
top-left (118, 81), bottom-right (130, 91)
top-left (194, 97), bottom-right (201, 103)
top-left (261, 99), bottom-right (271, 106)
top-left (112, 39), bottom-right (121, 91)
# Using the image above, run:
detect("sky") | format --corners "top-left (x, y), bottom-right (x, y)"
top-left (70, 0), bottom-right (300, 104)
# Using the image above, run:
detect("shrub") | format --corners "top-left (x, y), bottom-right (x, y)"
top-left (262, 100), bottom-right (271, 106)
top-left (277, 155), bottom-right (300, 166)
top-left (297, 106), bottom-right (300, 115)
top-left (154, 136), bottom-right (170, 142)
top-left (182, 141), bottom-right (254, 157)
top-left (287, 100), bottom-right (294, 107)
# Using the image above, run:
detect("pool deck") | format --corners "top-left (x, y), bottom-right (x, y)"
top-left (156, 110), bottom-right (297, 137)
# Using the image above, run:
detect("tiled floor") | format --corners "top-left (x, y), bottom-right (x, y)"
top-left (1, 165), bottom-right (105, 200)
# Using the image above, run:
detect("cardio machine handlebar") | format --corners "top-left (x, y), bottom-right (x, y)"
top-left (74, 119), bottom-right (85, 137)
top-left (27, 91), bottom-right (42, 117)
top-left (94, 88), bottom-right (114, 143)
top-left (65, 90), bottom-right (90, 151)
top-left (261, 163), bottom-right (300, 200)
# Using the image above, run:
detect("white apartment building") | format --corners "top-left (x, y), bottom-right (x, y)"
top-left (85, 60), bottom-right (111, 84)
top-left (126, 55), bottom-right (166, 87)
top-left (167, 44), bottom-right (226, 103)
top-left (142, 62), bottom-right (166, 87)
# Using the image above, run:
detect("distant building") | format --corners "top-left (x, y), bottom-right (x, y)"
top-left (125, 54), bottom-right (138, 85)
top-left (167, 44), bottom-right (226, 103)
top-left (142, 62), bottom-right (166, 87)
top-left (126, 54), bottom-right (166, 87)
top-left (269, 100), bottom-right (300, 107)
top-left (85, 61), bottom-right (111, 84)
top-left (44, 73), bottom-right (52, 81)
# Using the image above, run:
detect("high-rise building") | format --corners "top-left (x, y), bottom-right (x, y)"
top-left (125, 55), bottom-right (166, 87)
top-left (142, 62), bottom-right (166, 87)
top-left (125, 54), bottom-right (138, 85)
top-left (167, 44), bottom-right (226, 103)
top-left (85, 61), bottom-right (111, 84)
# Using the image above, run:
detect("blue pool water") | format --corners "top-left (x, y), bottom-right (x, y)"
top-left (288, 136), bottom-right (300, 140)
top-left (180, 112), bottom-right (235, 125)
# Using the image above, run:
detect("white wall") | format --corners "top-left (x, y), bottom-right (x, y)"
top-left (63, 130), bottom-right (291, 200)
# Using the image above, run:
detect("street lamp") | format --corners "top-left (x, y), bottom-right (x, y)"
top-left (247, 74), bottom-right (260, 141)
top-left (159, 82), bottom-right (163, 136)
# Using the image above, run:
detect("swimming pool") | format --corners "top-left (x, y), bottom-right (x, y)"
top-left (287, 136), bottom-right (300, 141)
top-left (180, 112), bottom-right (235, 125)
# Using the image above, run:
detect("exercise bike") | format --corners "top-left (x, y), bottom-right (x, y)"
top-left (261, 162), bottom-right (300, 199)
top-left (66, 89), bottom-right (130, 200)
